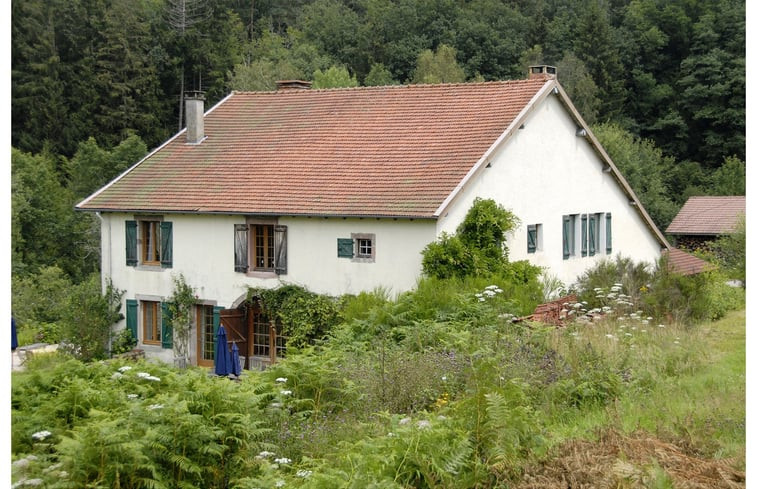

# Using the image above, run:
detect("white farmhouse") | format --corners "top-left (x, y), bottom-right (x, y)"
top-left (77, 66), bottom-right (669, 367)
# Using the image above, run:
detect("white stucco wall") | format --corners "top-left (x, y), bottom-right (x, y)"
top-left (103, 212), bottom-right (436, 361)
top-left (104, 213), bottom-right (435, 302)
top-left (436, 93), bottom-right (663, 287)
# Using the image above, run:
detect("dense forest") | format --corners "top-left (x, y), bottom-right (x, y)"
top-left (11, 0), bottom-right (745, 288)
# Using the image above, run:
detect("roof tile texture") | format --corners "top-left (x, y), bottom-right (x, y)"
top-left (78, 80), bottom-right (549, 217)
top-left (666, 196), bottom-right (745, 235)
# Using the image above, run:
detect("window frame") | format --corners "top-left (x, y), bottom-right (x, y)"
top-left (351, 233), bottom-right (376, 263)
top-left (141, 300), bottom-right (161, 345)
top-left (238, 218), bottom-right (287, 277)
top-left (140, 219), bottom-right (162, 265)
top-left (128, 216), bottom-right (171, 269)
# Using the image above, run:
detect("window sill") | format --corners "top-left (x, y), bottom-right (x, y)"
top-left (142, 340), bottom-right (162, 347)
top-left (136, 264), bottom-right (165, 272)
top-left (246, 270), bottom-right (277, 279)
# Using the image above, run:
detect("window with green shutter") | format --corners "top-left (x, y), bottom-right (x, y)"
top-left (588, 214), bottom-right (597, 256)
top-left (581, 214), bottom-right (588, 257)
top-left (606, 213), bottom-right (612, 254)
top-left (527, 225), bottom-right (538, 254)
top-left (161, 302), bottom-right (173, 349)
top-left (126, 299), bottom-right (138, 340)
top-left (160, 222), bottom-right (173, 268)
top-left (562, 215), bottom-right (573, 259)
top-left (126, 221), bottom-right (137, 266)
top-left (337, 238), bottom-right (354, 258)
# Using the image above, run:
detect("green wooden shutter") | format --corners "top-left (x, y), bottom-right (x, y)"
top-left (588, 215), bottom-right (597, 256)
top-left (274, 225), bottom-right (287, 275)
top-left (161, 302), bottom-right (173, 349)
top-left (213, 306), bottom-right (223, 336)
top-left (337, 238), bottom-right (355, 257)
top-left (126, 299), bottom-right (138, 340)
top-left (527, 225), bottom-right (537, 254)
top-left (562, 216), bottom-right (571, 259)
top-left (125, 221), bottom-right (137, 266)
top-left (160, 222), bottom-right (173, 268)
top-left (606, 213), bottom-right (612, 254)
top-left (580, 214), bottom-right (587, 257)
top-left (234, 224), bottom-right (249, 272)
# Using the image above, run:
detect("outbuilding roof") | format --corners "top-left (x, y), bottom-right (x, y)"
top-left (76, 79), bottom-right (551, 218)
top-left (666, 196), bottom-right (745, 236)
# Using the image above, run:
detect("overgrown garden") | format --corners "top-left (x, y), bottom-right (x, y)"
top-left (11, 201), bottom-right (745, 487)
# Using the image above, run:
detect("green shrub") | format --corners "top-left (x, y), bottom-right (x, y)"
top-left (59, 275), bottom-right (124, 361)
top-left (422, 198), bottom-right (521, 279)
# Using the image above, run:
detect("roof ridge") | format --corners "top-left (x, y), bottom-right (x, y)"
top-left (232, 78), bottom-right (544, 96)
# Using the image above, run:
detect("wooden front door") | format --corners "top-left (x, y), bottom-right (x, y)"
top-left (221, 308), bottom-right (248, 369)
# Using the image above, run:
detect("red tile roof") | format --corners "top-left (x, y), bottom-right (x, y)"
top-left (666, 196), bottom-right (745, 235)
top-left (77, 80), bottom-right (551, 217)
top-left (662, 248), bottom-right (714, 276)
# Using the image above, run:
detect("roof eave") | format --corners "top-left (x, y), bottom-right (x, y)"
top-left (550, 80), bottom-right (671, 250)
top-left (75, 207), bottom-right (438, 220)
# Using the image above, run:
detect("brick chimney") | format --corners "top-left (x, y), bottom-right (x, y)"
top-left (528, 65), bottom-right (557, 80)
top-left (185, 91), bottom-right (205, 144)
top-left (276, 80), bottom-right (312, 91)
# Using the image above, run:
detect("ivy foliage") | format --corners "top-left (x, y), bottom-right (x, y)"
top-left (246, 284), bottom-right (341, 349)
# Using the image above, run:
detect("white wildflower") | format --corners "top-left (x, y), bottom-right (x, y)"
top-left (416, 420), bottom-right (431, 430)
top-left (127, 394), bottom-right (139, 399)
top-left (137, 372), bottom-right (150, 378)
top-left (23, 479), bottom-right (44, 487)
top-left (593, 287), bottom-right (603, 292)
top-left (59, 471), bottom-right (68, 478)
top-left (147, 404), bottom-right (164, 410)
top-left (674, 340), bottom-right (680, 345)
top-left (646, 316), bottom-right (653, 321)
top-left (494, 288), bottom-right (503, 294)
top-left (32, 430), bottom-right (52, 441)
top-left (484, 290), bottom-right (496, 297)
top-left (296, 470), bottom-right (313, 478)
top-left (274, 458), bottom-right (291, 465)
top-left (275, 377), bottom-right (288, 383)
top-left (399, 417), bottom-right (411, 425)
top-left (12, 458), bottom-right (30, 468)
top-left (485, 285), bottom-right (498, 290)
top-left (256, 451), bottom-right (275, 459)
top-left (641, 330), bottom-right (647, 333)
top-left (146, 376), bottom-right (161, 382)
top-left (478, 297), bottom-right (486, 302)
top-left (275, 480), bottom-right (285, 488)
top-left (605, 334), bottom-right (614, 339)
top-left (43, 463), bottom-right (62, 473)
top-left (658, 324), bottom-right (666, 328)
top-left (441, 375), bottom-right (447, 381)
top-left (625, 333), bottom-right (632, 337)
top-left (118, 365), bottom-right (132, 372)
top-left (270, 402), bottom-right (283, 408)
top-left (111, 372), bottom-right (123, 379)
top-left (280, 390), bottom-right (292, 396)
